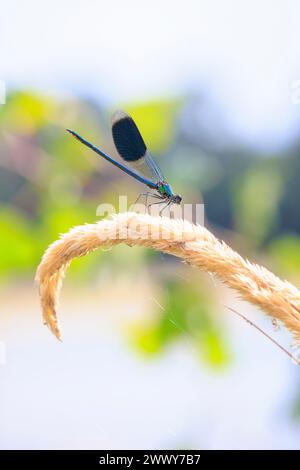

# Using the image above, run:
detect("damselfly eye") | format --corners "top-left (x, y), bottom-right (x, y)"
top-left (173, 194), bottom-right (182, 204)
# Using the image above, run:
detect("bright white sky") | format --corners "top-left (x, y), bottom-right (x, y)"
top-left (1, 0), bottom-right (300, 150)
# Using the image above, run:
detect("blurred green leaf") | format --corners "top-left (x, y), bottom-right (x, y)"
top-left (268, 234), bottom-right (300, 278)
top-left (0, 206), bottom-right (38, 276)
top-left (130, 278), bottom-right (231, 368)
top-left (232, 164), bottom-right (283, 246)
top-left (0, 91), bottom-right (56, 134)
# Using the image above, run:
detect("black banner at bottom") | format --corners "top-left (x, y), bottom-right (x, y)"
top-left (0, 449), bottom-right (298, 466)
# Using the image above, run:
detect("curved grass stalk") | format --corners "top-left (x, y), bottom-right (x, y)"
top-left (35, 212), bottom-right (300, 346)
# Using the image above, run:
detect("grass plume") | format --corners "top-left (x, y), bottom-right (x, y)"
top-left (35, 212), bottom-right (300, 342)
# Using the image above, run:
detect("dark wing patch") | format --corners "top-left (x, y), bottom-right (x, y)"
top-left (112, 114), bottom-right (147, 162)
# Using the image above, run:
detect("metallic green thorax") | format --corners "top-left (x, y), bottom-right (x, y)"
top-left (157, 181), bottom-right (173, 198)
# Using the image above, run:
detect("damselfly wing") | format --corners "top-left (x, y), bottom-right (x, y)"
top-left (111, 110), bottom-right (164, 184)
top-left (67, 111), bottom-right (182, 208)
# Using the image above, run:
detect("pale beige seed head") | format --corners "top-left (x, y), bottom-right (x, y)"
top-left (35, 212), bottom-right (300, 342)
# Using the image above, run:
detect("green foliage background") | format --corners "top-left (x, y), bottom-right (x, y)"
top-left (1, 90), bottom-right (299, 371)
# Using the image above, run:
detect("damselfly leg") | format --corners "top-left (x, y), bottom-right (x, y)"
top-left (148, 197), bottom-right (167, 215)
top-left (135, 193), bottom-right (165, 213)
top-left (134, 193), bottom-right (149, 213)
top-left (159, 200), bottom-right (172, 216)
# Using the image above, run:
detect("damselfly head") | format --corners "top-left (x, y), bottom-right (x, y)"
top-left (172, 194), bottom-right (182, 204)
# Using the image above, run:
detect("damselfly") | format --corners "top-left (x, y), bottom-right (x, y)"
top-left (67, 110), bottom-right (182, 213)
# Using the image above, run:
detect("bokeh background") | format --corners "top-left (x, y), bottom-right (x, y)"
top-left (1, 0), bottom-right (300, 450)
